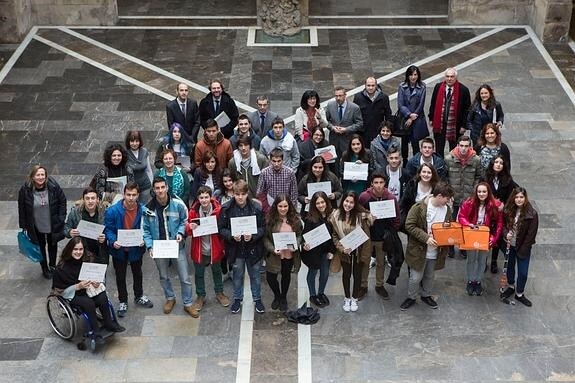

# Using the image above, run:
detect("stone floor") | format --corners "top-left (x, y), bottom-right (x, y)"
top-left (1, 1), bottom-right (575, 382)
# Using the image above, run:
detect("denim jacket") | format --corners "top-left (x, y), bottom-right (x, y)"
top-left (143, 196), bottom-right (188, 250)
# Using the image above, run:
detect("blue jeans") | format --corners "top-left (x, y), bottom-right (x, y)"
top-left (232, 257), bottom-right (262, 301)
top-left (306, 253), bottom-right (330, 296)
top-left (466, 249), bottom-right (489, 282)
top-left (154, 244), bottom-right (193, 306)
top-left (506, 246), bottom-right (531, 294)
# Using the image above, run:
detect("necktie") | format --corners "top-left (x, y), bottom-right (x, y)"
top-left (215, 100), bottom-right (220, 114)
top-left (180, 103), bottom-right (186, 116)
top-left (446, 87), bottom-right (452, 101)
top-left (338, 105), bottom-right (343, 121)
top-left (443, 87), bottom-right (452, 126)
top-left (260, 114), bottom-right (265, 131)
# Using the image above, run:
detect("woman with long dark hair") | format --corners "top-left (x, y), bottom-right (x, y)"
top-left (294, 90), bottom-right (327, 142)
top-left (340, 134), bottom-right (373, 195)
top-left (467, 84), bottom-right (504, 145)
top-left (154, 122), bottom-right (193, 171)
top-left (190, 151), bottom-right (221, 204)
top-left (297, 125), bottom-right (333, 180)
top-left (125, 130), bottom-right (154, 203)
top-left (399, 163), bottom-right (440, 231)
top-left (500, 187), bottom-right (538, 307)
top-left (297, 155), bottom-right (342, 215)
top-left (474, 123), bottom-right (511, 171)
top-left (18, 165), bottom-right (67, 279)
top-left (213, 168), bottom-right (236, 206)
top-left (154, 148), bottom-right (190, 205)
top-left (93, 143), bottom-right (135, 204)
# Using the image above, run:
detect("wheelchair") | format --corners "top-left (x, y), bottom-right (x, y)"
top-left (46, 294), bottom-right (118, 352)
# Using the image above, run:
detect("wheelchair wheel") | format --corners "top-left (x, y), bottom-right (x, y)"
top-left (47, 295), bottom-right (76, 340)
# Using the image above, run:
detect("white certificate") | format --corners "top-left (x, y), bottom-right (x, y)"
top-left (215, 111), bottom-right (231, 129)
top-left (106, 176), bottom-right (127, 204)
top-left (192, 215), bottom-right (219, 237)
top-left (76, 220), bottom-right (105, 241)
top-left (307, 181), bottom-right (332, 198)
top-left (343, 162), bottom-right (369, 181)
top-left (314, 145), bottom-right (338, 164)
top-left (369, 200), bottom-right (397, 219)
top-left (339, 226), bottom-right (369, 252)
top-left (117, 229), bottom-right (143, 247)
top-left (272, 232), bottom-right (298, 251)
top-left (178, 155), bottom-right (191, 169)
top-left (303, 223), bottom-right (331, 250)
top-left (152, 240), bottom-right (179, 258)
top-left (231, 216), bottom-right (258, 236)
top-left (78, 262), bottom-right (107, 283)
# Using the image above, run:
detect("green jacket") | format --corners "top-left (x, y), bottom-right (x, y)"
top-left (405, 197), bottom-right (452, 272)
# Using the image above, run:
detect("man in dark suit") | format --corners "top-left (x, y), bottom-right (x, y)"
top-left (247, 95), bottom-right (279, 138)
top-left (199, 79), bottom-right (239, 139)
top-left (166, 83), bottom-right (201, 143)
top-left (428, 68), bottom-right (471, 158)
top-left (326, 86), bottom-right (363, 157)
top-left (353, 76), bottom-right (392, 145)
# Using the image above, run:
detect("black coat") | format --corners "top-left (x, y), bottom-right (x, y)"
top-left (353, 88), bottom-right (392, 145)
top-left (428, 81), bottom-right (471, 134)
top-left (166, 98), bottom-right (201, 143)
top-left (301, 217), bottom-right (336, 270)
top-left (199, 91), bottom-right (239, 139)
top-left (18, 177), bottom-right (67, 245)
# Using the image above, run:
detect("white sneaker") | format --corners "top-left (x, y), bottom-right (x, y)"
top-left (369, 256), bottom-right (376, 269)
top-left (342, 298), bottom-right (351, 312)
top-left (350, 298), bottom-right (358, 312)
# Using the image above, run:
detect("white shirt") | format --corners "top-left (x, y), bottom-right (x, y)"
top-left (388, 168), bottom-right (401, 201)
top-left (426, 201), bottom-right (447, 260)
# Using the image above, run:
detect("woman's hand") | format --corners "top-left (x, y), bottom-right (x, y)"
top-left (409, 113), bottom-right (418, 120)
top-left (303, 243), bottom-right (311, 251)
top-left (426, 236), bottom-right (438, 247)
top-left (343, 247), bottom-right (353, 255)
top-left (97, 234), bottom-right (106, 243)
top-left (405, 119), bottom-right (413, 127)
top-left (70, 229), bottom-right (80, 238)
top-left (304, 197), bottom-right (311, 204)
top-left (76, 280), bottom-right (91, 291)
top-left (328, 193), bottom-right (336, 200)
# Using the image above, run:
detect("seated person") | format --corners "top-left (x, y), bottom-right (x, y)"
top-left (52, 237), bottom-right (125, 334)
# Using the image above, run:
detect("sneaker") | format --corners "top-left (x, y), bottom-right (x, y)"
top-left (375, 285), bottom-right (390, 300)
top-left (215, 293), bottom-right (230, 307)
top-left (117, 302), bottom-right (128, 318)
top-left (278, 297), bottom-right (288, 312)
top-left (474, 283), bottom-right (483, 296)
top-left (271, 297), bottom-right (280, 310)
top-left (500, 286), bottom-right (515, 300)
top-left (459, 250), bottom-right (467, 259)
top-left (163, 299), bottom-right (176, 314)
top-left (309, 295), bottom-right (323, 307)
top-left (515, 294), bottom-right (532, 307)
top-left (350, 298), bottom-right (358, 312)
top-left (254, 300), bottom-right (265, 314)
top-left (230, 299), bottom-right (242, 314)
top-left (357, 287), bottom-right (368, 301)
top-left (184, 305), bottom-right (200, 318)
top-left (192, 296), bottom-right (205, 311)
top-left (369, 256), bottom-right (376, 269)
top-left (342, 298), bottom-right (351, 312)
top-left (421, 296), bottom-right (438, 309)
top-left (466, 281), bottom-right (474, 296)
top-left (400, 298), bottom-right (416, 311)
top-left (134, 295), bottom-right (154, 308)
top-left (319, 293), bottom-right (330, 306)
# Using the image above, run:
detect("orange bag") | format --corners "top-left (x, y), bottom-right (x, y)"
top-left (431, 221), bottom-right (463, 246)
top-left (459, 225), bottom-right (490, 251)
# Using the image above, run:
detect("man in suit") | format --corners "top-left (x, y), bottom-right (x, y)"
top-left (166, 83), bottom-right (201, 143)
top-left (199, 79), bottom-right (239, 139)
top-left (353, 77), bottom-right (392, 145)
top-left (326, 86), bottom-right (363, 158)
top-left (428, 68), bottom-right (471, 158)
top-left (248, 95), bottom-right (278, 139)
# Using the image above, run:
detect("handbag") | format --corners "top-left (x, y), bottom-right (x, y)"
top-left (391, 110), bottom-right (412, 137)
top-left (459, 225), bottom-right (490, 251)
top-left (17, 230), bottom-right (43, 263)
top-left (329, 253), bottom-right (341, 273)
top-left (430, 221), bottom-right (464, 246)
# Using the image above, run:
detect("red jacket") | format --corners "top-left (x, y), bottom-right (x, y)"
top-left (185, 198), bottom-right (224, 264)
top-left (457, 198), bottom-right (503, 246)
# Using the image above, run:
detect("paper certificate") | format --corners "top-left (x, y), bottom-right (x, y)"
top-left (314, 145), bottom-right (338, 163)
top-left (307, 181), bottom-right (332, 198)
top-left (178, 155), bottom-right (191, 169)
top-left (152, 240), bottom-right (179, 258)
top-left (215, 111), bottom-right (231, 129)
top-left (343, 162), bottom-right (369, 181)
top-left (339, 226), bottom-right (369, 251)
top-left (78, 262), bottom-right (107, 283)
top-left (272, 232), bottom-right (298, 251)
top-left (302, 223), bottom-right (331, 250)
top-left (76, 220), bottom-right (105, 241)
top-left (369, 200), bottom-right (397, 219)
top-left (231, 216), bottom-right (258, 236)
top-left (117, 229), bottom-right (143, 247)
top-left (192, 215), bottom-right (219, 237)
top-left (106, 176), bottom-right (127, 204)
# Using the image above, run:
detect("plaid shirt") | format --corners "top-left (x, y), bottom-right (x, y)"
top-left (255, 165), bottom-right (298, 213)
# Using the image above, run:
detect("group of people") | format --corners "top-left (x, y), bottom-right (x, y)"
top-left (18, 68), bottom-right (538, 330)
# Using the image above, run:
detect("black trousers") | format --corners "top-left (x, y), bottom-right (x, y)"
top-left (35, 228), bottom-right (57, 270)
top-left (266, 258), bottom-right (294, 299)
top-left (341, 253), bottom-right (363, 299)
top-left (71, 291), bottom-right (113, 331)
top-left (401, 135), bottom-right (420, 164)
top-left (112, 255), bottom-right (143, 303)
top-left (434, 130), bottom-right (457, 158)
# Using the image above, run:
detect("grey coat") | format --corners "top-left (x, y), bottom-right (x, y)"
top-left (325, 100), bottom-right (363, 157)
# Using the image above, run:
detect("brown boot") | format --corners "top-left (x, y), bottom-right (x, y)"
top-left (192, 296), bottom-right (205, 311)
top-left (163, 299), bottom-right (176, 314)
top-left (184, 305), bottom-right (200, 318)
top-left (215, 293), bottom-right (230, 307)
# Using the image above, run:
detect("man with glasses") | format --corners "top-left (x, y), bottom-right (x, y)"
top-left (248, 95), bottom-right (279, 139)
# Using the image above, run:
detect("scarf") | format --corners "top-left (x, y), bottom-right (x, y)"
top-left (304, 108), bottom-right (318, 141)
top-left (450, 146), bottom-right (476, 167)
top-left (432, 81), bottom-right (460, 141)
top-left (158, 167), bottom-right (184, 198)
top-left (233, 149), bottom-right (261, 176)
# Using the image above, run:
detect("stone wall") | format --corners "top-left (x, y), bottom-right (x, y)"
top-left (532, 0), bottom-right (572, 42)
top-left (0, 0), bottom-right (32, 43)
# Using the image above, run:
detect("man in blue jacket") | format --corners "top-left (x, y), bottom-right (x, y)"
top-left (104, 182), bottom-right (153, 318)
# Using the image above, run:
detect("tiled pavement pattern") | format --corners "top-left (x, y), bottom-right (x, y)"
top-left (1, 1), bottom-right (575, 381)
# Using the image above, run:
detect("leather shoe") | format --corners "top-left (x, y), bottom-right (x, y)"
top-left (163, 299), bottom-right (176, 314)
top-left (191, 296), bottom-right (205, 312)
top-left (375, 285), bottom-right (390, 300)
top-left (357, 287), bottom-right (368, 301)
top-left (184, 305), bottom-right (200, 318)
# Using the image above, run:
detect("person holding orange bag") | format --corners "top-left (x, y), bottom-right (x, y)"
top-left (457, 182), bottom-right (503, 296)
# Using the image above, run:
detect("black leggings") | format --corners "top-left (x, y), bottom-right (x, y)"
top-left (341, 253), bottom-right (363, 299)
top-left (266, 258), bottom-right (294, 299)
top-left (35, 229), bottom-right (57, 270)
top-left (71, 291), bottom-right (114, 331)
top-left (112, 256), bottom-right (143, 303)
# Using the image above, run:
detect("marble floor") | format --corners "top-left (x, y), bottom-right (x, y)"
top-left (1, 1), bottom-right (575, 382)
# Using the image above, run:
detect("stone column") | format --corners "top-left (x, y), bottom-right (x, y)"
top-left (448, 0), bottom-right (531, 25)
top-left (0, 0), bottom-right (32, 43)
top-left (532, 0), bottom-right (572, 42)
top-left (257, 0), bottom-right (309, 36)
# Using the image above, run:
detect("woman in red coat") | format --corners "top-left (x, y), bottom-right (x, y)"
top-left (457, 182), bottom-right (503, 296)
top-left (185, 186), bottom-right (230, 311)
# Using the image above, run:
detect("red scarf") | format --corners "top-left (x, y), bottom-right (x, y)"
top-left (450, 146), bottom-right (476, 167)
top-left (432, 81), bottom-right (460, 137)
top-left (303, 108), bottom-right (317, 141)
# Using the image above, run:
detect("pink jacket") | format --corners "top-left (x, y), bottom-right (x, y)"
top-left (457, 198), bottom-right (503, 246)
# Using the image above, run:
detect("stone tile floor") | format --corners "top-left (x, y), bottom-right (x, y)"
top-left (1, 1), bottom-right (575, 381)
